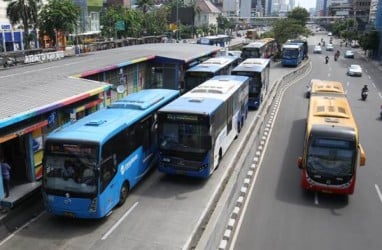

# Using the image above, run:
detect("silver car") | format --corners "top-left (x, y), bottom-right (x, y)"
top-left (347, 64), bottom-right (362, 76)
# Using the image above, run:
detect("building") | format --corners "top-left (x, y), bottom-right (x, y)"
top-left (194, 0), bottom-right (221, 28)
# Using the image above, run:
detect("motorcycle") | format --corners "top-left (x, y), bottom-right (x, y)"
top-left (361, 90), bottom-right (368, 101)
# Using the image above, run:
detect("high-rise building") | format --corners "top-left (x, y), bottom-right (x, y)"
top-left (240, 0), bottom-right (252, 18)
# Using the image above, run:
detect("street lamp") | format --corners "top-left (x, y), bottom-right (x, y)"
top-left (176, 0), bottom-right (179, 41)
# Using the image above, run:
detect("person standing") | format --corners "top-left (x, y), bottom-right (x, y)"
top-left (0, 157), bottom-right (11, 198)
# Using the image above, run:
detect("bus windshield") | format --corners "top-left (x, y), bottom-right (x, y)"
top-left (242, 48), bottom-right (260, 58)
top-left (185, 72), bottom-right (213, 91)
top-left (283, 49), bottom-right (299, 58)
top-left (43, 142), bottom-right (98, 194)
top-left (306, 137), bottom-right (355, 177)
top-left (232, 71), bottom-right (261, 96)
top-left (159, 122), bottom-right (210, 153)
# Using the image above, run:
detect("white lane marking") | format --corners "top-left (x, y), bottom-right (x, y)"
top-left (371, 82), bottom-right (376, 88)
top-left (0, 211), bottom-right (45, 246)
top-left (378, 92), bottom-right (382, 99)
top-left (0, 66), bottom-right (60, 79)
top-left (101, 202), bottom-right (138, 240)
top-left (374, 184), bottom-right (382, 204)
top-left (314, 192), bottom-right (319, 205)
top-left (347, 81), bottom-right (350, 87)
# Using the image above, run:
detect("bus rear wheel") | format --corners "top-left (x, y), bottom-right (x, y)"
top-left (118, 182), bottom-right (129, 206)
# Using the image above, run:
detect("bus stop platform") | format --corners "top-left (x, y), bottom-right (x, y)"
top-left (0, 182), bottom-right (41, 209)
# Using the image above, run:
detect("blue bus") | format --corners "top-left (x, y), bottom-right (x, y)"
top-left (287, 38), bottom-right (308, 59)
top-left (42, 89), bottom-right (179, 218)
top-left (281, 43), bottom-right (304, 67)
top-left (231, 58), bottom-right (270, 109)
top-left (184, 56), bottom-right (240, 92)
top-left (157, 75), bottom-right (249, 178)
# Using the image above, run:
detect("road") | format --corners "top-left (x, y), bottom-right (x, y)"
top-left (230, 34), bottom-right (382, 250)
top-left (0, 50), bottom-right (300, 249)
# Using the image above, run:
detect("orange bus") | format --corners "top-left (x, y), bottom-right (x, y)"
top-left (306, 79), bottom-right (346, 98)
top-left (298, 94), bottom-right (366, 195)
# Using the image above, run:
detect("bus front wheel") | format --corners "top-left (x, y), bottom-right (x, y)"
top-left (118, 182), bottom-right (129, 206)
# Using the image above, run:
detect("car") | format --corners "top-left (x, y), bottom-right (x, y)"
top-left (328, 32), bottom-right (333, 36)
top-left (326, 44), bottom-right (334, 51)
top-left (347, 64), bottom-right (362, 76)
top-left (313, 45), bottom-right (322, 54)
top-left (344, 50), bottom-right (354, 58)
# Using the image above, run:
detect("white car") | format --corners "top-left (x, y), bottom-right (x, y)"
top-left (344, 50), bottom-right (354, 58)
top-left (347, 64), bottom-right (362, 76)
top-left (313, 45), bottom-right (322, 54)
top-left (328, 32), bottom-right (333, 36)
top-left (326, 44), bottom-right (334, 51)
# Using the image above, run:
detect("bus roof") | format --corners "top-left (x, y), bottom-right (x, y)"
top-left (186, 56), bottom-right (238, 73)
top-left (47, 89), bottom-right (179, 143)
top-left (308, 95), bottom-right (358, 135)
top-left (159, 75), bottom-right (248, 115)
top-left (243, 38), bottom-right (275, 48)
top-left (282, 44), bottom-right (301, 49)
top-left (232, 58), bottom-right (271, 72)
top-left (310, 79), bottom-right (346, 96)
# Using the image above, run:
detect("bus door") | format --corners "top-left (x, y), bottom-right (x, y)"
top-left (227, 98), bottom-right (233, 134)
top-left (139, 115), bottom-right (156, 172)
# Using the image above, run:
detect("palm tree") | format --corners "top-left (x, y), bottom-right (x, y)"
top-left (5, 0), bottom-right (42, 49)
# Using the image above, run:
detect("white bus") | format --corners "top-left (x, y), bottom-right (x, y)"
top-left (157, 75), bottom-right (249, 178)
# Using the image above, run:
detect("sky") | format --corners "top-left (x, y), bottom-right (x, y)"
top-left (294, 0), bottom-right (317, 10)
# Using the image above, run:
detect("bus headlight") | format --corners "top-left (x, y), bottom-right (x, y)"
top-left (162, 158), bottom-right (171, 163)
top-left (88, 198), bottom-right (98, 213)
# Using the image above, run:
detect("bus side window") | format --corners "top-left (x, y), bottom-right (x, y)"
top-left (101, 157), bottom-right (116, 192)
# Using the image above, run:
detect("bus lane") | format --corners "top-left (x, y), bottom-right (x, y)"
top-left (229, 40), bottom-right (382, 250)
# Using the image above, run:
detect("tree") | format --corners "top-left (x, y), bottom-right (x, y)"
top-left (287, 7), bottom-right (310, 27)
top-left (359, 30), bottom-right (380, 57)
top-left (5, 0), bottom-right (42, 49)
top-left (270, 18), bottom-right (311, 51)
top-left (100, 6), bottom-right (129, 39)
top-left (38, 0), bottom-right (80, 48)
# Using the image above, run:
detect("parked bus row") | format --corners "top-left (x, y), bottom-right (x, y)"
top-left (298, 79), bottom-right (366, 195)
top-left (185, 55), bottom-right (270, 110)
top-left (41, 55), bottom-right (271, 219)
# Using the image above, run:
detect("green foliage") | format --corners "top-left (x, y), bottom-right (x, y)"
top-left (5, 0), bottom-right (42, 49)
top-left (39, 0), bottom-right (80, 45)
top-left (217, 14), bottom-right (234, 31)
top-left (359, 30), bottom-right (380, 51)
top-left (145, 7), bottom-right (170, 36)
top-left (332, 19), bottom-right (356, 38)
top-left (271, 19), bottom-right (310, 49)
top-left (100, 6), bottom-right (129, 38)
top-left (287, 7), bottom-right (310, 26)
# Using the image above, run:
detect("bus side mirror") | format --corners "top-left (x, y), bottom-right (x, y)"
top-left (359, 144), bottom-right (366, 167)
top-left (297, 157), bottom-right (303, 169)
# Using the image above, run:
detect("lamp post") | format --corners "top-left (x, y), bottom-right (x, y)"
top-left (176, 0), bottom-right (179, 41)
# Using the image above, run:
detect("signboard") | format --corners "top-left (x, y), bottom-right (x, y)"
top-left (115, 21), bottom-right (125, 31)
top-left (0, 24), bottom-right (11, 30)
